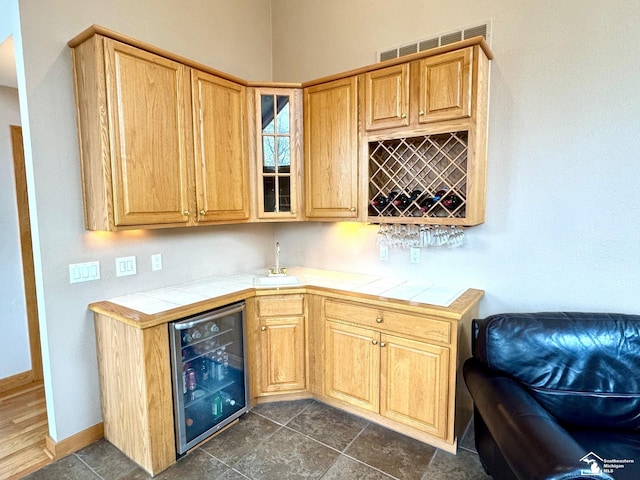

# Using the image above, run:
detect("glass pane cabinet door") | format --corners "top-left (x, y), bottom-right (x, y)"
top-left (254, 88), bottom-right (300, 219)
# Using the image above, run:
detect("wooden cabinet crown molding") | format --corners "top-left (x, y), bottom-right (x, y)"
top-left (301, 36), bottom-right (493, 88)
top-left (69, 25), bottom-right (492, 91)
top-left (68, 25), bottom-right (249, 87)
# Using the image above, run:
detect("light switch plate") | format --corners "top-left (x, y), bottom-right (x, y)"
top-left (410, 247), bottom-right (421, 264)
top-left (116, 256), bottom-right (137, 277)
top-left (151, 254), bottom-right (162, 271)
top-left (379, 245), bottom-right (389, 261)
top-left (69, 261), bottom-right (100, 284)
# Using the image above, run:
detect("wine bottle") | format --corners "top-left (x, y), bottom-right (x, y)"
top-left (433, 189), bottom-right (448, 202)
top-left (392, 193), bottom-right (410, 211)
top-left (211, 392), bottom-right (223, 418)
top-left (420, 197), bottom-right (436, 214)
top-left (370, 194), bottom-right (389, 214)
top-left (442, 193), bottom-right (462, 211)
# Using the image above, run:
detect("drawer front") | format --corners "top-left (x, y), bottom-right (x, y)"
top-left (324, 299), bottom-right (450, 345)
top-left (257, 295), bottom-right (305, 317)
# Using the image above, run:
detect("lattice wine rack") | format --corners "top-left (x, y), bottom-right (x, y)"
top-left (368, 131), bottom-right (469, 224)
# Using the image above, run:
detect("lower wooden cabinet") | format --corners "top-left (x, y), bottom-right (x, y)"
top-left (90, 285), bottom-right (481, 476)
top-left (380, 334), bottom-right (449, 439)
top-left (317, 295), bottom-right (474, 451)
top-left (324, 321), bottom-right (380, 412)
top-left (248, 294), bottom-right (308, 398)
top-left (93, 314), bottom-right (175, 475)
top-left (324, 319), bottom-right (450, 440)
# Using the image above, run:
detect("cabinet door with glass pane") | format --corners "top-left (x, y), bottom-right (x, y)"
top-left (251, 88), bottom-right (303, 220)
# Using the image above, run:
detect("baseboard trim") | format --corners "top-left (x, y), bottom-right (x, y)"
top-left (45, 422), bottom-right (104, 460)
top-left (0, 370), bottom-right (34, 394)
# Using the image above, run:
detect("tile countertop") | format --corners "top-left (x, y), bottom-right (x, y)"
top-left (89, 267), bottom-right (483, 329)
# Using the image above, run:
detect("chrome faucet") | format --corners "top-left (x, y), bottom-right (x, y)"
top-left (268, 242), bottom-right (287, 276)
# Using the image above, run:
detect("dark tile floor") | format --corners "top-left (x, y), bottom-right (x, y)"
top-left (24, 400), bottom-right (490, 480)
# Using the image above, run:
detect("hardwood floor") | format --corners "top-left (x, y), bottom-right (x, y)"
top-left (0, 381), bottom-right (51, 479)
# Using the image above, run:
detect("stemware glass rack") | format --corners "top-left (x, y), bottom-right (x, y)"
top-left (368, 131), bottom-right (470, 224)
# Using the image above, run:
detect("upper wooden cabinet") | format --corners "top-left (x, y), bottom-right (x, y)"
top-left (364, 64), bottom-right (410, 131)
top-left (248, 87), bottom-right (303, 221)
top-left (417, 47), bottom-right (472, 124)
top-left (70, 31), bottom-right (249, 230)
top-left (361, 44), bottom-right (491, 226)
top-left (73, 37), bottom-right (194, 229)
top-left (70, 26), bottom-right (492, 229)
top-left (192, 71), bottom-right (250, 223)
top-left (303, 77), bottom-right (359, 220)
top-left (363, 47), bottom-right (472, 133)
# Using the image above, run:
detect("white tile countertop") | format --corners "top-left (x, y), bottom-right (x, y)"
top-left (105, 267), bottom-right (468, 316)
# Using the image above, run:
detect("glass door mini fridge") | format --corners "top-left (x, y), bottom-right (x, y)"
top-left (169, 301), bottom-right (248, 454)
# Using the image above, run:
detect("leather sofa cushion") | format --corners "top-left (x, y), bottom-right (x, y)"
top-left (473, 312), bottom-right (640, 429)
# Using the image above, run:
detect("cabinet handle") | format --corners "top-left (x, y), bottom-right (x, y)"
top-left (418, 110), bottom-right (425, 116)
top-left (401, 113), bottom-right (407, 119)
top-left (200, 210), bottom-right (206, 216)
top-left (183, 210), bottom-right (190, 216)
top-left (350, 207), bottom-right (356, 212)
top-left (380, 342), bottom-right (386, 347)
top-left (261, 326), bottom-right (266, 331)
top-left (376, 317), bottom-right (383, 323)
top-left (372, 340), bottom-right (378, 345)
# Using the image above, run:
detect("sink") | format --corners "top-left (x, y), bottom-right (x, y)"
top-left (254, 276), bottom-right (302, 288)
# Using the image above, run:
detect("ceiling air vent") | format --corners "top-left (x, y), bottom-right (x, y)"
top-left (419, 38), bottom-right (439, 51)
top-left (440, 31), bottom-right (463, 46)
top-left (464, 24), bottom-right (488, 40)
top-left (377, 20), bottom-right (491, 62)
top-left (398, 44), bottom-right (418, 57)
top-left (380, 49), bottom-right (399, 62)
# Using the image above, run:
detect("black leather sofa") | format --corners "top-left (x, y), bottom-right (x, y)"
top-left (463, 312), bottom-right (640, 480)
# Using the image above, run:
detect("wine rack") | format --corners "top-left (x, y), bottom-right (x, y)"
top-left (368, 131), bottom-right (469, 224)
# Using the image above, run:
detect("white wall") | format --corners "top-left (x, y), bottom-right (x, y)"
top-left (272, 0), bottom-right (640, 316)
top-left (15, 0), bottom-right (275, 441)
top-left (0, 84), bottom-right (31, 379)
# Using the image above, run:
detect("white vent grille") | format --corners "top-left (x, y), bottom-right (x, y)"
top-left (377, 21), bottom-right (491, 62)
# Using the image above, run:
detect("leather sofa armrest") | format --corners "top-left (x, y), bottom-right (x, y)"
top-left (463, 357), bottom-right (614, 480)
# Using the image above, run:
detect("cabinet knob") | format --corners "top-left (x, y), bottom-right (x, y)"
top-left (372, 340), bottom-right (378, 345)
top-left (261, 326), bottom-right (266, 331)
top-left (401, 113), bottom-right (407, 119)
top-left (183, 210), bottom-right (190, 216)
top-left (200, 210), bottom-right (206, 216)
top-left (376, 317), bottom-right (383, 323)
top-left (350, 207), bottom-right (356, 212)
top-left (291, 210), bottom-right (297, 215)
top-left (380, 342), bottom-right (386, 347)
top-left (418, 110), bottom-right (425, 116)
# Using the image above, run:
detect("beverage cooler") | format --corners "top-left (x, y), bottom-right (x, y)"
top-left (169, 301), bottom-right (248, 454)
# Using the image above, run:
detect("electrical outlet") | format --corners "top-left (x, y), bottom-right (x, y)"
top-left (151, 254), bottom-right (163, 271)
top-left (69, 261), bottom-right (100, 283)
top-left (410, 247), bottom-right (421, 264)
top-left (379, 245), bottom-right (389, 261)
top-left (116, 256), bottom-right (137, 277)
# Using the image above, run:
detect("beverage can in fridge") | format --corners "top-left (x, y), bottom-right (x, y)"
top-left (186, 368), bottom-right (197, 392)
